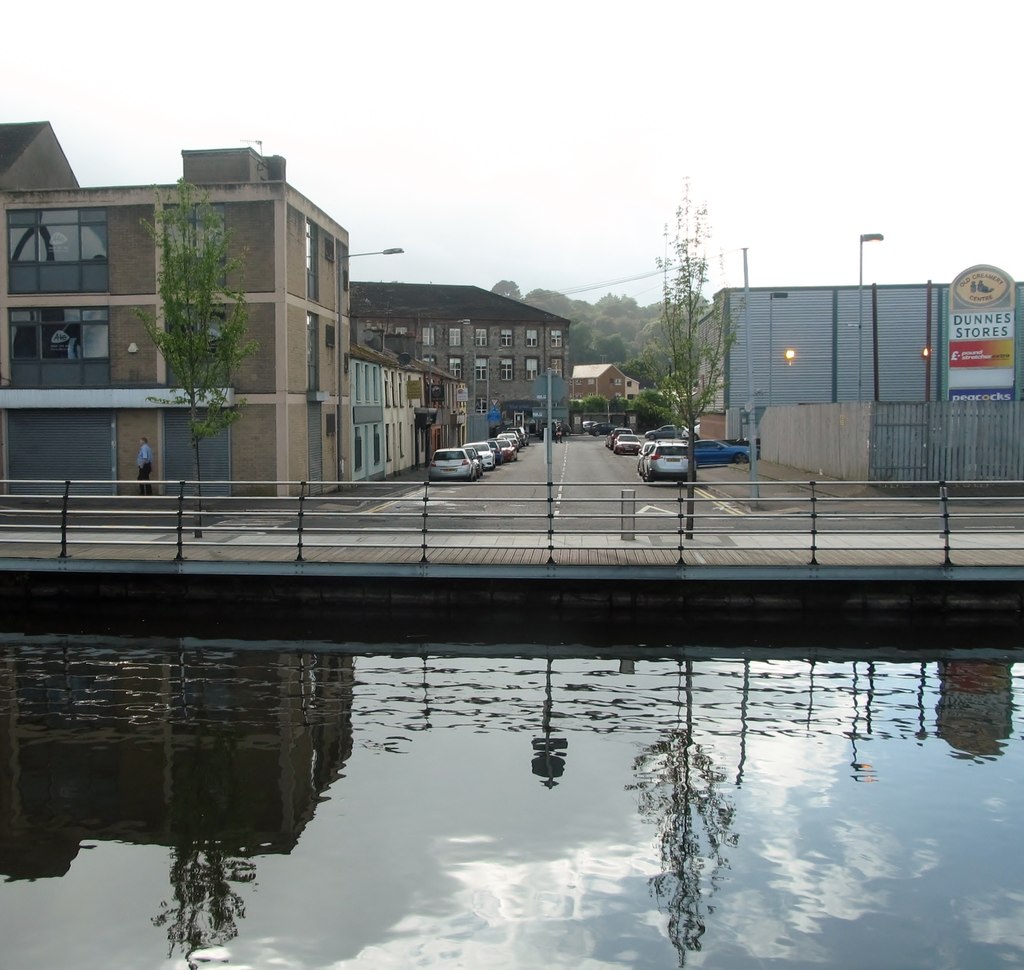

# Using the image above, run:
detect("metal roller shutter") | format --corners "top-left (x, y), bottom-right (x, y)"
top-left (162, 410), bottom-right (231, 496)
top-left (6, 409), bottom-right (114, 495)
top-left (307, 402), bottom-right (323, 495)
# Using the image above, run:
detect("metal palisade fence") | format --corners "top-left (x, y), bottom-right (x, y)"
top-left (871, 401), bottom-right (1024, 481)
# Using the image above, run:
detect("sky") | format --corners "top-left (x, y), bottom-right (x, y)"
top-left (6, 0), bottom-right (1021, 306)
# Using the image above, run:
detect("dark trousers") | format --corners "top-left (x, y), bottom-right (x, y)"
top-left (138, 462), bottom-right (153, 495)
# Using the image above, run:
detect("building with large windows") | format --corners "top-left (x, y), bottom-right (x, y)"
top-left (349, 281), bottom-right (570, 433)
top-left (0, 122), bottom-right (348, 495)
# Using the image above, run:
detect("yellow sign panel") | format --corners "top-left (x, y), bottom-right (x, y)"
top-left (406, 379), bottom-right (422, 401)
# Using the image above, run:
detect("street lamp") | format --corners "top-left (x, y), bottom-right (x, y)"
top-left (768, 292), bottom-right (788, 405)
top-left (858, 233), bottom-right (884, 401)
top-left (347, 247), bottom-right (405, 258)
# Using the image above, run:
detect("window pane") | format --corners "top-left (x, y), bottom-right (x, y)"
top-left (81, 263), bottom-right (109, 291)
top-left (9, 226), bottom-right (36, 261)
top-left (81, 225), bottom-right (107, 260)
top-left (8, 210), bottom-right (36, 226)
top-left (43, 224), bottom-right (80, 261)
top-left (81, 324), bottom-right (109, 358)
top-left (11, 325), bottom-right (38, 359)
top-left (38, 264), bottom-right (79, 292)
top-left (40, 210), bottom-right (77, 224)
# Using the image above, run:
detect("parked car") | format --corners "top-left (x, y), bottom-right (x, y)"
top-left (486, 438), bottom-right (505, 465)
top-left (692, 439), bottom-right (750, 466)
top-left (497, 432), bottom-right (521, 454)
top-left (643, 423), bottom-right (700, 441)
top-left (640, 442), bottom-right (690, 482)
top-left (462, 445), bottom-right (484, 479)
top-left (581, 420), bottom-right (596, 433)
top-left (428, 447), bottom-right (480, 482)
top-left (589, 422), bottom-right (613, 437)
top-left (492, 437), bottom-right (517, 462)
top-left (636, 440), bottom-right (657, 475)
top-left (605, 427), bottom-right (632, 449)
top-left (466, 441), bottom-right (496, 471)
top-left (613, 433), bottom-right (642, 456)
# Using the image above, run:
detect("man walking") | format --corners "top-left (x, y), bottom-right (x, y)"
top-left (137, 437), bottom-right (154, 495)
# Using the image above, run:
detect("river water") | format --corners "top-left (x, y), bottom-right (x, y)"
top-left (1, 614), bottom-right (1023, 970)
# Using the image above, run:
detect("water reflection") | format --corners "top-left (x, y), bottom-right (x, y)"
top-left (0, 638), bottom-right (1021, 970)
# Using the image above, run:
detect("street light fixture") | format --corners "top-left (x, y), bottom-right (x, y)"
top-left (347, 247), bottom-right (405, 258)
top-left (858, 233), bottom-right (884, 401)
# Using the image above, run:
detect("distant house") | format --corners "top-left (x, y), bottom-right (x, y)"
top-left (570, 363), bottom-right (639, 402)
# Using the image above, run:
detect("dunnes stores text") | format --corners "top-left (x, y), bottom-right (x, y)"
top-left (950, 312), bottom-right (1015, 340)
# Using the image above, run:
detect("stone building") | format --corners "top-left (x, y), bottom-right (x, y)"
top-left (350, 282), bottom-right (570, 434)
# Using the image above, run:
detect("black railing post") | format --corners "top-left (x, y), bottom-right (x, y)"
top-left (420, 482), bottom-right (430, 563)
top-left (296, 481), bottom-right (306, 562)
top-left (677, 479), bottom-right (685, 565)
top-left (546, 478), bottom-right (555, 564)
top-left (939, 480), bottom-right (952, 566)
top-left (59, 480), bottom-right (71, 558)
top-left (809, 481), bottom-right (818, 566)
top-left (175, 481), bottom-right (186, 561)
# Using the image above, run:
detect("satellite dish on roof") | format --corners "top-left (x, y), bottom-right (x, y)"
top-left (397, 353), bottom-right (412, 365)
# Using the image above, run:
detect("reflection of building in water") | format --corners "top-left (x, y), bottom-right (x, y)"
top-left (936, 661), bottom-right (1013, 757)
top-left (0, 649), bottom-right (354, 880)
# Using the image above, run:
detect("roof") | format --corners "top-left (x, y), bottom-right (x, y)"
top-left (0, 122), bottom-right (48, 174)
top-left (350, 282), bottom-right (570, 325)
top-left (572, 364), bottom-right (616, 379)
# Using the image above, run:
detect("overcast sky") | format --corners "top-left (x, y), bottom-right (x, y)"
top-left (6, 0), bottom-right (1020, 305)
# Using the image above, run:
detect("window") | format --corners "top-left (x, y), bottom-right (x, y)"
top-left (448, 327), bottom-right (462, 346)
top-left (500, 358), bottom-right (513, 381)
top-left (422, 326), bottom-right (435, 346)
top-left (306, 219), bottom-right (319, 301)
top-left (550, 329), bottom-right (562, 348)
top-left (9, 307), bottom-right (110, 386)
top-left (551, 358), bottom-right (563, 375)
top-left (8, 208), bottom-right (108, 293)
top-left (525, 357), bottom-right (539, 380)
top-left (526, 329), bottom-right (538, 347)
top-left (500, 329), bottom-right (512, 347)
top-left (475, 396), bottom-right (488, 414)
top-left (423, 354), bottom-right (437, 365)
top-left (448, 357), bottom-right (462, 378)
top-left (474, 328), bottom-right (488, 347)
top-left (307, 312), bottom-right (319, 390)
top-left (474, 357), bottom-right (488, 381)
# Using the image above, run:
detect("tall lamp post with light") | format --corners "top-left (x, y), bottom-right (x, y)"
top-left (858, 234), bottom-right (883, 400)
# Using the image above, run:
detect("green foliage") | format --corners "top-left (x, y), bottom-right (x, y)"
top-left (135, 180), bottom-right (258, 479)
top-left (577, 393), bottom-right (609, 413)
top-left (633, 388), bottom-right (673, 428)
top-left (491, 280), bottom-right (523, 300)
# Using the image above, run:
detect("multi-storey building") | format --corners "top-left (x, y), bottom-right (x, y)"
top-left (1, 122), bottom-right (348, 496)
top-left (350, 282), bottom-right (570, 434)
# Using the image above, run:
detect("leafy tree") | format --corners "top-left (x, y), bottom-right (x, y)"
top-left (136, 180), bottom-right (258, 501)
top-left (491, 280), bottom-right (523, 300)
top-left (576, 393), bottom-right (609, 414)
top-left (633, 388), bottom-right (673, 429)
top-left (655, 181), bottom-right (733, 507)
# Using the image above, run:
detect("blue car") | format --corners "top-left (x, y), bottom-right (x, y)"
top-left (692, 439), bottom-right (750, 466)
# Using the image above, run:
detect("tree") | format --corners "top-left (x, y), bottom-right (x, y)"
top-left (491, 280), bottom-right (522, 300)
top-left (655, 182), bottom-right (733, 506)
top-left (136, 180), bottom-right (258, 501)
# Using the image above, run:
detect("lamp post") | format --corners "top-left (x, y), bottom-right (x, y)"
top-left (347, 247), bottom-right (405, 258)
top-left (768, 292), bottom-right (788, 406)
top-left (858, 234), bottom-right (883, 400)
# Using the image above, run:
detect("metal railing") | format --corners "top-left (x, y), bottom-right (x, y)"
top-left (3, 477), bottom-right (1024, 574)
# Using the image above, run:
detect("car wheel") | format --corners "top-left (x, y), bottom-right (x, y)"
top-left (733, 454), bottom-right (749, 464)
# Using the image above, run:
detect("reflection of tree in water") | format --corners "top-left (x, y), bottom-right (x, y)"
top-left (629, 660), bottom-right (737, 966)
top-left (152, 729), bottom-right (256, 968)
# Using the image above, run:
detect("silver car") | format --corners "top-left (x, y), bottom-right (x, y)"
top-left (466, 441), bottom-right (496, 470)
top-left (640, 441), bottom-right (690, 482)
top-left (428, 447), bottom-right (480, 482)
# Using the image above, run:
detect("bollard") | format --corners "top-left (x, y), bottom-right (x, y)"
top-left (620, 488), bottom-right (636, 541)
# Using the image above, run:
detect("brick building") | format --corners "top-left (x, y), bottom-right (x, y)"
top-left (570, 363), bottom-right (640, 402)
top-left (0, 122), bottom-right (348, 495)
